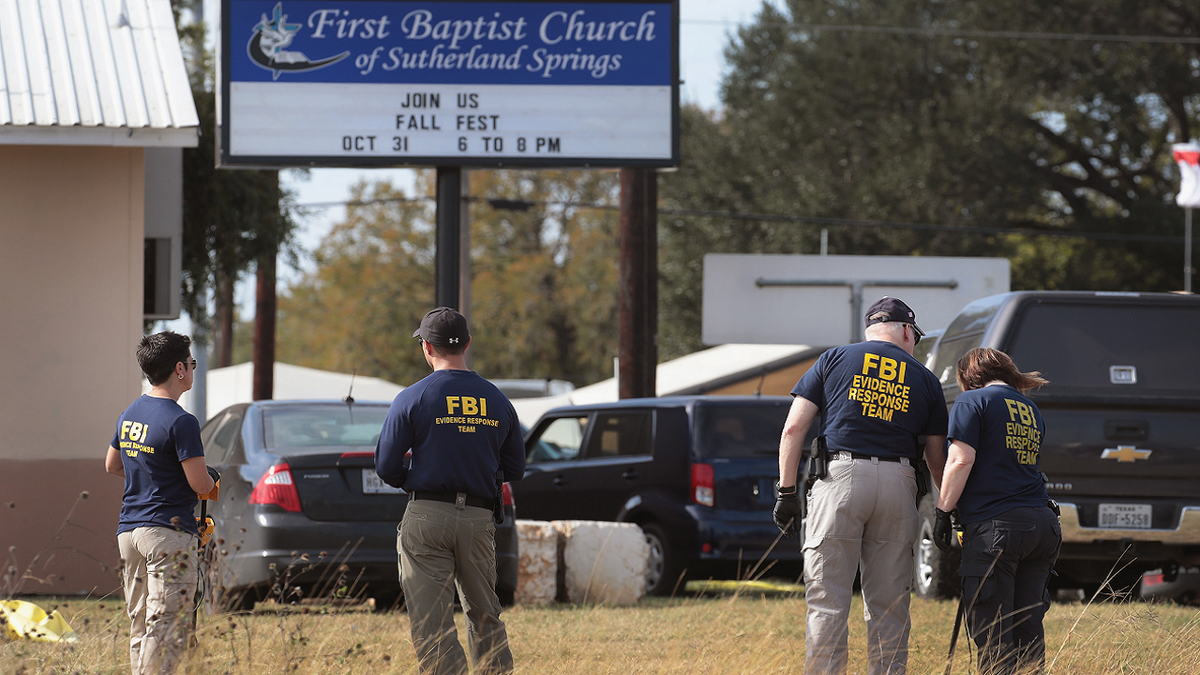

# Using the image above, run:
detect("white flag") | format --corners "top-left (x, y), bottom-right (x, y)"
top-left (1173, 143), bottom-right (1200, 208)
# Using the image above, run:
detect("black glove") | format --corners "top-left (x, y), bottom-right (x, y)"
top-left (207, 466), bottom-right (221, 483)
top-left (773, 486), bottom-right (802, 538)
top-left (933, 507), bottom-right (955, 551)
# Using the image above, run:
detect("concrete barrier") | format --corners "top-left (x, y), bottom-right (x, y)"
top-left (514, 520), bottom-right (558, 605)
top-left (552, 520), bottom-right (649, 605)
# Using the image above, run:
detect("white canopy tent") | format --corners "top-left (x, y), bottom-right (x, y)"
top-left (175, 363), bottom-right (405, 423)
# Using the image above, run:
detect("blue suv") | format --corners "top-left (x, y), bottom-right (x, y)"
top-left (516, 396), bottom-right (809, 595)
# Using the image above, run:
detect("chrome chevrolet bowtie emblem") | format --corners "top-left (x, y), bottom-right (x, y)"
top-left (1101, 445), bottom-right (1152, 462)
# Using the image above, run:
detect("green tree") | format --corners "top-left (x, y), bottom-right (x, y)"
top-left (466, 170), bottom-right (621, 385)
top-left (276, 179), bottom-right (434, 383)
top-left (172, 0), bottom-right (295, 362)
top-left (275, 171), bottom-right (621, 387)
top-left (659, 0), bottom-right (1198, 357)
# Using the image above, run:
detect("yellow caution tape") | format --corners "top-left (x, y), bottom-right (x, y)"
top-left (0, 600), bottom-right (79, 643)
top-left (685, 579), bottom-right (805, 596)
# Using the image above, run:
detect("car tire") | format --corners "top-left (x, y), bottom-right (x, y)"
top-left (641, 522), bottom-right (679, 597)
top-left (373, 589), bottom-right (405, 613)
top-left (496, 585), bottom-right (515, 608)
top-left (914, 495), bottom-right (960, 600)
top-left (201, 543), bottom-right (257, 614)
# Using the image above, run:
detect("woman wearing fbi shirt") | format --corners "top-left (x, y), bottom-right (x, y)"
top-left (933, 347), bottom-right (1061, 675)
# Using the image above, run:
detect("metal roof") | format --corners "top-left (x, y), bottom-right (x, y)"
top-left (0, 0), bottom-right (198, 146)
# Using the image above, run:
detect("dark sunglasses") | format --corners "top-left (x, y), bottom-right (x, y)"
top-left (182, 358), bottom-right (198, 370)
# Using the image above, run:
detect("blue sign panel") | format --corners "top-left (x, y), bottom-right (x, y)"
top-left (220, 0), bottom-right (678, 167)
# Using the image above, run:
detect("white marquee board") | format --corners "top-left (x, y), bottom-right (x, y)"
top-left (219, 0), bottom-right (678, 167)
top-left (702, 254), bottom-right (1011, 346)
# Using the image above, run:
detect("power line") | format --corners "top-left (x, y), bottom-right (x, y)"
top-left (291, 196), bottom-right (1184, 244)
top-left (681, 18), bottom-right (1200, 45)
top-left (659, 208), bottom-right (1182, 244)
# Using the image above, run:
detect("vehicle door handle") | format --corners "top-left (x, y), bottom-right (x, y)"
top-left (622, 469), bottom-right (639, 481)
top-left (553, 475), bottom-right (568, 487)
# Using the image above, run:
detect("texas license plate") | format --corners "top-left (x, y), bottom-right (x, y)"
top-left (362, 470), bottom-right (405, 494)
top-left (1098, 503), bottom-right (1152, 529)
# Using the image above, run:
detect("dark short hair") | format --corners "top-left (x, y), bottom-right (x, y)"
top-left (956, 347), bottom-right (1048, 394)
top-left (137, 332), bottom-right (192, 386)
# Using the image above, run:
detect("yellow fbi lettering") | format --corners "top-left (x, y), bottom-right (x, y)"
top-left (1004, 398), bottom-right (1041, 464)
top-left (445, 396), bottom-right (487, 416)
top-left (849, 353), bottom-right (911, 421)
top-left (119, 421), bottom-right (157, 455)
top-left (441, 396), bottom-right (495, 433)
top-left (121, 420), bottom-right (150, 443)
top-left (861, 353), bottom-right (907, 384)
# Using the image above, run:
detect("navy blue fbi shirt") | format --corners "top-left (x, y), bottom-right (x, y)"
top-left (792, 341), bottom-right (948, 460)
top-left (375, 369), bottom-right (525, 499)
top-left (111, 395), bottom-right (206, 535)
top-left (948, 384), bottom-right (1049, 524)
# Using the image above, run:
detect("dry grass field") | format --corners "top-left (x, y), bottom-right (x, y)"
top-left (3, 588), bottom-right (1198, 675)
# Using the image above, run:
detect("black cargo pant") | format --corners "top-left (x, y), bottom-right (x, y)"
top-left (959, 505), bottom-right (1062, 675)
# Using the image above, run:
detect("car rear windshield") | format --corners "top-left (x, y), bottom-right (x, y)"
top-left (262, 404), bottom-right (390, 452)
top-left (1005, 301), bottom-right (1200, 402)
top-left (694, 402), bottom-right (790, 459)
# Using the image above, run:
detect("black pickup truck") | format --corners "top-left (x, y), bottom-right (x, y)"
top-left (914, 291), bottom-right (1200, 598)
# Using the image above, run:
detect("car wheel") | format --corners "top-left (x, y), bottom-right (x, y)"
top-left (201, 543), bottom-right (257, 614)
top-left (641, 523), bottom-right (678, 597)
top-left (496, 585), bottom-right (515, 608)
top-left (914, 495), bottom-right (960, 600)
top-left (373, 588), bottom-right (405, 613)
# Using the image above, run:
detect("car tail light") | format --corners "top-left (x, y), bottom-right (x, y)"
top-left (501, 482), bottom-right (514, 506)
top-left (340, 451), bottom-right (373, 459)
top-left (249, 463), bottom-right (302, 512)
top-left (1143, 572), bottom-right (1165, 587)
top-left (691, 462), bottom-right (714, 507)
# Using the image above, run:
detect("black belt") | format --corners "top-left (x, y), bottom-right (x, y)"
top-left (411, 491), bottom-right (494, 509)
top-left (832, 451), bottom-right (905, 463)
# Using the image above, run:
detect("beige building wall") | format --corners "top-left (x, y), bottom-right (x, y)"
top-left (0, 145), bottom-right (145, 596)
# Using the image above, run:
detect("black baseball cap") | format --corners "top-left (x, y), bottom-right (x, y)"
top-left (864, 296), bottom-right (925, 339)
top-left (412, 307), bottom-right (470, 347)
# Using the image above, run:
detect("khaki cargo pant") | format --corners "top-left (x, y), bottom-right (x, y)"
top-left (398, 498), bottom-right (512, 675)
top-left (803, 455), bottom-right (919, 675)
top-left (117, 527), bottom-right (199, 675)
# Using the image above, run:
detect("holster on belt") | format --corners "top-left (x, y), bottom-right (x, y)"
top-left (912, 437), bottom-right (929, 506)
top-left (493, 469), bottom-right (505, 526)
top-left (799, 436), bottom-right (827, 518)
top-left (913, 456), bottom-right (930, 501)
top-left (804, 436), bottom-right (827, 493)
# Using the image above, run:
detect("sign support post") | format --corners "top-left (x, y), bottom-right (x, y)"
top-left (619, 168), bottom-right (657, 399)
top-left (436, 167), bottom-right (462, 309)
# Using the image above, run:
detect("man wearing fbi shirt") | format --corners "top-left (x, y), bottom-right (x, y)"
top-left (375, 307), bottom-right (524, 675)
top-left (775, 297), bottom-right (948, 675)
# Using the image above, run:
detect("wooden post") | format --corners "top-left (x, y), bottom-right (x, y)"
top-left (252, 239), bottom-right (276, 401)
top-left (436, 166), bottom-right (462, 309)
top-left (619, 168), bottom-right (658, 399)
